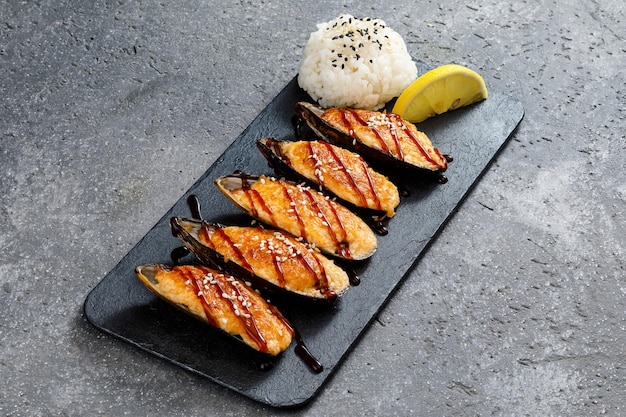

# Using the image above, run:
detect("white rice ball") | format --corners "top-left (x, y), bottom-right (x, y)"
top-left (298, 14), bottom-right (417, 110)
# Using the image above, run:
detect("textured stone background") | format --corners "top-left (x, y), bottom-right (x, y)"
top-left (1, 0), bottom-right (624, 415)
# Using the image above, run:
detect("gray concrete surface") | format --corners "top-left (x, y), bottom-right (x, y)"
top-left (1, 0), bottom-right (624, 415)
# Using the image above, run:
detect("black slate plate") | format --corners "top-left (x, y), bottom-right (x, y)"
top-left (84, 62), bottom-right (524, 408)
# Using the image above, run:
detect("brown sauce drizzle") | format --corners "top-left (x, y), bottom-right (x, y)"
top-left (388, 117), bottom-right (404, 159)
top-left (298, 251), bottom-right (334, 299)
top-left (187, 194), bottom-right (203, 220)
top-left (308, 141), bottom-right (365, 207)
top-left (306, 141), bottom-right (328, 190)
top-left (200, 223), bottom-right (254, 272)
top-left (294, 330), bottom-right (323, 373)
top-left (339, 109), bottom-right (445, 169)
top-left (239, 175), bottom-right (352, 260)
top-left (359, 159), bottom-right (383, 211)
top-left (311, 141), bottom-right (383, 213)
top-left (341, 109), bottom-right (390, 154)
top-left (300, 186), bottom-right (351, 259)
top-left (388, 113), bottom-right (441, 167)
top-left (284, 239), bottom-right (334, 298)
top-left (181, 266), bottom-right (270, 354)
top-left (269, 253), bottom-right (287, 287)
top-left (241, 182), bottom-right (277, 226)
top-left (281, 185), bottom-right (308, 239)
top-left (170, 246), bottom-right (190, 265)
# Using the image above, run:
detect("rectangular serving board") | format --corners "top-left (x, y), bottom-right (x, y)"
top-left (84, 61), bottom-right (524, 408)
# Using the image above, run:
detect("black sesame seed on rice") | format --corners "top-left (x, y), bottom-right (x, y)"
top-left (298, 13), bottom-right (417, 109)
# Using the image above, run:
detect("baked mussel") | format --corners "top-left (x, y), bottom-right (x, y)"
top-left (256, 138), bottom-right (400, 218)
top-left (214, 173), bottom-right (377, 261)
top-left (135, 264), bottom-right (294, 355)
top-left (170, 217), bottom-right (350, 300)
top-left (294, 101), bottom-right (448, 173)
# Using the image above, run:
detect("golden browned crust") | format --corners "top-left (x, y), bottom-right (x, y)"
top-left (135, 264), bottom-right (294, 355)
top-left (195, 225), bottom-right (350, 298)
top-left (280, 140), bottom-right (400, 217)
top-left (322, 108), bottom-right (448, 171)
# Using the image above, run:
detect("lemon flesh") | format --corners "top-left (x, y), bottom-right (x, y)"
top-left (392, 64), bottom-right (488, 123)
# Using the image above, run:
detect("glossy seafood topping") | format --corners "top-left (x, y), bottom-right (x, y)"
top-left (175, 219), bottom-right (350, 299)
top-left (215, 174), bottom-right (377, 260)
top-left (321, 107), bottom-right (448, 171)
top-left (135, 264), bottom-right (294, 355)
top-left (261, 139), bottom-right (400, 218)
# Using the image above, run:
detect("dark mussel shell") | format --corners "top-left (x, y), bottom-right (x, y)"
top-left (170, 217), bottom-right (350, 300)
top-left (256, 138), bottom-right (400, 219)
top-left (294, 101), bottom-right (448, 175)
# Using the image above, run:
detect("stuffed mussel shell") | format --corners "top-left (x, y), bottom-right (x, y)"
top-left (257, 138), bottom-right (400, 218)
top-left (214, 173), bottom-right (377, 261)
top-left (295, 101), bottom-right (448, 173)
top-left (170, 217), bottom-right (350, 300)
top-left (135, 264), bottom-right (294, 355)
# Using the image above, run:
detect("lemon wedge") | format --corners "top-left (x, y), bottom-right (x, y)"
top-left (392, 64), bottom-right (488, 123)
